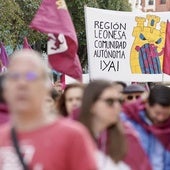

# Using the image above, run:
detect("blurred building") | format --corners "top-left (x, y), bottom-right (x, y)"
top-left (129, 0), bottom-right (143, 11)
top-left (141, 0), bottom-right (170, 12)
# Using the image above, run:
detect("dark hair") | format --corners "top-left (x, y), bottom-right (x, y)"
top-left (0, 74), bottom-right (6, 103)
top-left (58, 83), bottom-right (84, 116)
top-left (114, 81), bottom-right (127, 89)
top-left (79, 80), bottom-right (126, 162)
top-left (50, 88), bottom-right (61, 102)
top-left (148, 85), bottom-right (170, 107)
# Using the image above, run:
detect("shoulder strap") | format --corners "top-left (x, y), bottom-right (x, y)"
top-left (10, 127), bottom-right (29, 170)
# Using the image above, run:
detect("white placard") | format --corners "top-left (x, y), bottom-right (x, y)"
top-left (85, 7), bottom-right (170, 82)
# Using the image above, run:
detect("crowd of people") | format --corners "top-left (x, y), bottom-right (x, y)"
top-left (0, 49), bottom-right (170, 170)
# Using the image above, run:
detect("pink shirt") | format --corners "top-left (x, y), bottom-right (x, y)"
top-left (0, 118), bottom-right (97, 170)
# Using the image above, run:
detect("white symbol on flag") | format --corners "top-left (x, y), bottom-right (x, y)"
top-left (48, 33), bottom-right (68, 55)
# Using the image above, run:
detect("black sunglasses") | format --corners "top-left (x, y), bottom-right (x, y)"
top-left (127, 95), bottom-right (140, 100)
top-left (99, 97), bottom-right (124, 106)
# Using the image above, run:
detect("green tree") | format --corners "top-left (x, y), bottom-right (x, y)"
top-left (0, 0), bottom-right (24, 49)
top-left (0, 0), bottom-right (46, 51)
top-left (15, 0), bottom-right (47, 52)
top-left (97, 0), bottom-right (131, 11)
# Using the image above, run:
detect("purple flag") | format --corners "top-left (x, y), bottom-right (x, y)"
top-left (0, 43), bottom-right (9, 73)
top-left (23, 37), bottom-right (32, 49)
top-left (163, 21), bottom-right (170, 75)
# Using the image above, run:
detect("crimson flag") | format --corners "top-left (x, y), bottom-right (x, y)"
top-left (23, 37), bottom-right (32, 49)
top-left (163, 21), bottom-right (170, 75)
top-left (30, 0), bottom-right (82, 81)
top-left (0, 43), bottom-right (8, 73)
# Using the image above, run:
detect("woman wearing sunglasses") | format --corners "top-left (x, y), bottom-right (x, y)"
top-left (79, 80), bottom-right (130, 170)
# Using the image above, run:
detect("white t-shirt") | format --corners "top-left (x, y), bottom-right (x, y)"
top-left (96, 150), bottom-right (131, 170)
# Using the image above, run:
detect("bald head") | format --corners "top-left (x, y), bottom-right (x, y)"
top-left (9, 49), bottom-right (48, 77)
top-left (10, 49), bottom-right (42, 61)
top-left (4, 49), bottom-right (51, 115)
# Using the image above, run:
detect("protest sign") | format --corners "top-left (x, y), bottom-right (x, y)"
top-left (85, 7), bottom-right (170, 82)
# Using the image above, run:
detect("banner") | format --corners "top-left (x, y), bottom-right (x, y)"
top-left (85, 7), bottom-right (170, 82)
top-left (30, 0), bottom-right (82, 81)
